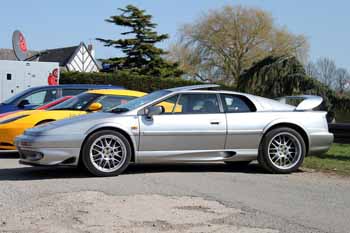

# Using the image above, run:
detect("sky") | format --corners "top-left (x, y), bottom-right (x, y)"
top-left (0, 0), bottom-right (349, 69)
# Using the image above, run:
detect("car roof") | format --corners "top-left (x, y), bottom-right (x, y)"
top-left (26, 84), bottom-right (124, 90)
top-left (167, 84), bottom-right (220, 92)
top-left (87, 89), bottom-right (147, 97)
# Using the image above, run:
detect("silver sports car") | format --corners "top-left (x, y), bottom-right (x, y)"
top-left (16, 85), bottom-right (333, 176)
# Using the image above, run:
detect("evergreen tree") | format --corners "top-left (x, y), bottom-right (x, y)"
top-left (97, 5), bottom-right (183, 77)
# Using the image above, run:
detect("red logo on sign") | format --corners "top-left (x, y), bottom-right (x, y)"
top-left (18, 33), bottom-right (27, 52)
top-left (48, 68), bottom-right (59, 85)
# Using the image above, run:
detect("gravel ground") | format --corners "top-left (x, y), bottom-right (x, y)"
top-left (0, 155), bottom-right (349, 233)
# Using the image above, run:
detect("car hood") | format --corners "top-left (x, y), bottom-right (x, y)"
top-left (25, 112), bottom-right (134, 136)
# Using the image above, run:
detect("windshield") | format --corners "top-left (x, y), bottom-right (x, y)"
top-left (50, 93), bottom-right (101, 111)
top-left (109, 90), bottom-right (171, 113)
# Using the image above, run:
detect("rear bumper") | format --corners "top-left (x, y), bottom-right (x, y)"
top-left (309, 132), bottom-right (334, 155)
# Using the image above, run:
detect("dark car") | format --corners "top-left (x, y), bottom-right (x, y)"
top-left (0, 84), bottom-right (123, 114)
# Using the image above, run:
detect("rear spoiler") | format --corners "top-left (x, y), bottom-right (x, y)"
top-left (277, 95), bottom-right (323, 111)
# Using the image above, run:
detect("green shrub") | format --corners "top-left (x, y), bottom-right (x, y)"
top-left (60, 71), bottom-right (204, 93)
top-left (60, 71), bottom-right (238, 93)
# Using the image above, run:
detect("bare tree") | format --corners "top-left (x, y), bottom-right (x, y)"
top-left (168, 5), bottom-right (309, 85)
top-left (315, 58), bottom-right (337, 88)
top-left (305, 62), bottom-right (318, 78)
top-left (335, 68), bottom-right (350, 94)
top-left (306, 57), bottom-right (350, 94)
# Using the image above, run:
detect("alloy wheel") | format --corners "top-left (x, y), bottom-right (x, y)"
top-left (89, 135), bottom-right (127, 173)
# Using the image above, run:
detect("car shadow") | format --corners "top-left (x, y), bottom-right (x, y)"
top-left (0, 161), bottom-right (284, 181)
top-left (124, 163), bottom-right (268, 175)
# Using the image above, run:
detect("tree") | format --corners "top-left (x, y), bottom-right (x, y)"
top-left (305, 62), bottom-right (318, 78)
top-left (315, 58), bottom-right (337, 88)
top-left (306, 57), bottom-right (350, 93)
top-left (97, 5), bottom-right (183, 77)
top-left (335, 68), bottom-right (350, 94)
top-left (168, 5), bottom-right (309, 85)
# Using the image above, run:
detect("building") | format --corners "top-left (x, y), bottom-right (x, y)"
top-left (0, 42), bottom-right (100, 72)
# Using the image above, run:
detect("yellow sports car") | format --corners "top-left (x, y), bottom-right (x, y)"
top-left (0, 89), bottom-right (146, 150)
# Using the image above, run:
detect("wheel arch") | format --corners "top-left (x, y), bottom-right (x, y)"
top-left (79, 126), bottom-right (136, 165)
top-left (261, 122), bottom-right (310, 154)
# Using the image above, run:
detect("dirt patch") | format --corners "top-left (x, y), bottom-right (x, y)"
top-left (0, 191), bottom-right (278, 233)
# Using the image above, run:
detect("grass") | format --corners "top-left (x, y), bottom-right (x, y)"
top-left (303, 144), bottom-right (350, 176)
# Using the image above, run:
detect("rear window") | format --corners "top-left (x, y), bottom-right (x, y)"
top-left (61, 89), bottom-right (87, 96)
top-left (221, 94), bottom-right (256, 113)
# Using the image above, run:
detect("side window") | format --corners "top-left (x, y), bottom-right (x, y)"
top-left (154, 95), bottom-right (179, 114)
top-left (174, 93), bottom-right (220, 114)
top-left (62, 89), bottom-right (86, 96)
top-left (24, 89), bottom-right (57, 105)
top-left (221, 94), bottom-right (255, 113)
top-left (96, 95), bottom-right (134, 111)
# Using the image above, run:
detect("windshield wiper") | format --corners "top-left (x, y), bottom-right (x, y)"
top-left (110, 108), bottom-right (129, 113)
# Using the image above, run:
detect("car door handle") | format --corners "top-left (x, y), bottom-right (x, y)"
top-left (210, 121), bottom-right (220, 125)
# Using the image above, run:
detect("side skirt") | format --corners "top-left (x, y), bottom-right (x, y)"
top-left (135, 149), bottom-right (258, 164)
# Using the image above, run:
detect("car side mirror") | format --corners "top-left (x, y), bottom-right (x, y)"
top-left (144, 105), bottom-right (164, 119)
top-left (88, 102), bottom-right (103, 112)
top-left (17, 99), bottom-right (30, 109)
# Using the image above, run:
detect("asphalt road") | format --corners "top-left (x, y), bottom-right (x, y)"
top-left (0, 153), bottom-right (349, 233)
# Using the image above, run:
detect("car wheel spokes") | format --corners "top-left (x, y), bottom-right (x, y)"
top-left (267, 132), bottom-right (302, 170)
top-left (89, 135), bottom-right (127, 173)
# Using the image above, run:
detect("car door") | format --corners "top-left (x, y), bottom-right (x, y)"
top-left (221, 94), bottom-right (263, 150)
top-left (139, 93), bottom-right (226, 152)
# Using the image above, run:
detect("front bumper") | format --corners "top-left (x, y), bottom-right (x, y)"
top-left (15, 134), bottom-right (83, 166)
top-left (309, 131), bottom-right (334, 155)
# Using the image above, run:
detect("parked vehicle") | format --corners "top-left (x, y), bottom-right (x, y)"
top-left (0, 96), bottom-right (73, 119)
top-left (0, 84), bottom-right (122, 114)
top-left (16, 85), bottom-right (333, 176)
top-left (1, 89), bottom-right (145, 150)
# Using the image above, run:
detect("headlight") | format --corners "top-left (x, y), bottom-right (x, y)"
top-left (0, 115), bottom-right (29, 124)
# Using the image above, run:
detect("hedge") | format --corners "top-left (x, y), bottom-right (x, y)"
top-left (60, 71), bottom-right (205, 93)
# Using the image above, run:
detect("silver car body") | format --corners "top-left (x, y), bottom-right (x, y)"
top-left (16, 85), bottom-right (333, 166)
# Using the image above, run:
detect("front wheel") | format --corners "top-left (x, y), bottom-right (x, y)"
top-left (258, 127), bottom-right (306, 174)
top-left (81, 130), bottom-right (131, 177)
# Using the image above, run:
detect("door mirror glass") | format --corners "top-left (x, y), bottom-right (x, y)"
top-left (145, 105), bottom-right (164, 119)
top-left (88, 102), bottom-right (103, 112)
top-left (17, 99), bottom-right (30, 108)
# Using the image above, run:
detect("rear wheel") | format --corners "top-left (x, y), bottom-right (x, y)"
top-left (82, 130), bottom-right (131, 177)
top-left (258, 127), bottom-right (306, 174)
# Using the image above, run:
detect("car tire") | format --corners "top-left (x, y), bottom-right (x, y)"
top-left (81, 130), bottom-right (131, 177)
top-left (258, 127), bottom-right (306, 174)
